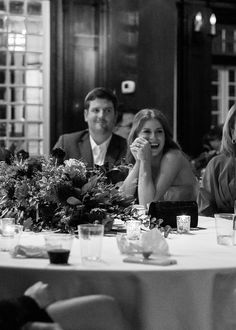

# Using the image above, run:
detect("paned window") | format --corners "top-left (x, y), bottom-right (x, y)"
top-left (211, 66), bottom-right (236, 126)
top-left (0, 0), bottom-right (49, 156)
top-left (212, 24), bottom-right (236, 56)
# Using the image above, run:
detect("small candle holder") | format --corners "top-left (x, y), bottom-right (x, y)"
top-left (126, 220), bottom-right (141, 240)
top-left (0, 221), bottom-right (21, 253)
top-left (1, 218), bottom-right (15, 237)
top-left (177, 215), bottom-right (191, 234)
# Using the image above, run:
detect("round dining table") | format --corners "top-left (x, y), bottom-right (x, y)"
top-left (1, 216), bottom-right (236, 330)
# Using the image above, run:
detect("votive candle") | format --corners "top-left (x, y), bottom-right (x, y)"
top-left (177, 215), bottom-right (191, 234)
top-left (1, 218), bottom-right (15, 237)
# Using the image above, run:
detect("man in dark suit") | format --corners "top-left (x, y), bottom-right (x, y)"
top-left (53, 87), bottom-right (127, 168)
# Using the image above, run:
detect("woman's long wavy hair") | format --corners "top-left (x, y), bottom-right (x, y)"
top-left (220, 103), bottom-right (236, 156)
top-left (126, 108), bottom-right (180, 164)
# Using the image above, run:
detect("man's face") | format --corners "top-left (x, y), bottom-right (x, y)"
top-left (84, 98), bottom-right (117, 135)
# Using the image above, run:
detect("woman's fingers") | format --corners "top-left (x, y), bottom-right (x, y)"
top-left (131, 138), bottom-right (147, 149)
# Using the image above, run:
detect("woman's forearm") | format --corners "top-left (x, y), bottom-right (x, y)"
top-left (119, 162), bottom-right (140, 196)
top-left (138, 160), bottom-right (155, 207)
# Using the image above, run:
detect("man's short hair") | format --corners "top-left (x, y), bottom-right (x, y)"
top-left (84, 87), bottom-right (118, 112)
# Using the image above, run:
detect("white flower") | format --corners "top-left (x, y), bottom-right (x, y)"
top-left (63, 158), bottom-right (87, 179)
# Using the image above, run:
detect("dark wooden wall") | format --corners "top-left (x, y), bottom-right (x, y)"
top-left (177, 1), bottom-right (213, 157)
top-left (50, 0), bottom-right (177, 148)
top-left (108, 0), bottom-right (177, 130)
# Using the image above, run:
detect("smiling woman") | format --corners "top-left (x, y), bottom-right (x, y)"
top-left (120, 109), bottom-right (198, 207)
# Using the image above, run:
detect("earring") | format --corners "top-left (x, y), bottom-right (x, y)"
top-left (233, 139), bottom-right (236, 144)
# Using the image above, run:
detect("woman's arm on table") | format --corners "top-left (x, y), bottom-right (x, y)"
top-left (139, 150), bottom-right (183, 207)
top-left (119, 161), bottom-right (139, 196)
top-left (120, 139), bottom-right (141, 197)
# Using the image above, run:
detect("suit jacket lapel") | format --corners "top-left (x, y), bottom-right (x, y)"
top-left (105, 134), bottom-right (120, 167)
top-left (78, 132), bottom-right (93, 167)
top-left (78, 132), bottom-right (124, 168)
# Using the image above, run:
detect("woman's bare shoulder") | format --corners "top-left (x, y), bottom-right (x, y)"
top-left (159, 150), bottom-right (184, 173)
top-left (162, 149), bottom-right (183, 162)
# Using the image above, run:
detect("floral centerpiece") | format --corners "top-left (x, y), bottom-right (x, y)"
top-left (0, 149), bottom-right (135, 233)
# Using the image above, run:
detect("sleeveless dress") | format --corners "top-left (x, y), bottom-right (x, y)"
top-left (162, 184), bottom-right (198, 202)
top-left (135, 181), bottom-right (199, 203)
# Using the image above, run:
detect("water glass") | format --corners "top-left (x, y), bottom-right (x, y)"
top-left (214, 214), bottom-right (236, 246)
top-left (44, 233), bottom-right (74, 264)
top-left (177, 215), bottom-right (191, 234)
top-left (126, 220), bottom-right (141, 240)
top-left (78, 224), bottom-right (104, 264)
top-left (1, 218), bottom-right (15, 236)
top-left (9, 225), bottom-right (24, 255)
top-left (0, 224), bottom-right (23, 252)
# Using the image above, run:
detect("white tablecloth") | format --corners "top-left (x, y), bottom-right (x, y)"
top-left (1, 216), bottom-right (236, 330)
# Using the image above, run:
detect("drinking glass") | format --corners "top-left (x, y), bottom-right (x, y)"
top-left (214, 214), bottom-right (235, 246)
top-left (0, 218), bottom-right (15, 236)
top-left (44, 233), bottom-right (74, 264)
top-left (126, 220), bottom-right (141, 240)
top-left (9, 225), bottom-right (24, 256)
top-left (78, 224), bottom-right (104, 264)
top-left (0, 223), bottom-right (23, 252)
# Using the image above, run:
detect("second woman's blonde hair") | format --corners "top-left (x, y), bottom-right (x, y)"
top-left (220, 104), bottom-right (236, 156)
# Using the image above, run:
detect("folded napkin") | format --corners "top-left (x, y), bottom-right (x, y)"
top-left (11, 244), bottom-right (48, 258)
top-left (117, 228), bottom-right (170, 256)
top-left (141, 228), bottom-right (170, 256)
top-left (9, 232), bottom-right (49, 258)
top-left (117, 234), bottom-right (142, 254)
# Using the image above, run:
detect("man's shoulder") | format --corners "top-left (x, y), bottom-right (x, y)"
top-left (111, 133), bottom-right (127, 145)
top-left (60, 130), bottom-right (89, 141)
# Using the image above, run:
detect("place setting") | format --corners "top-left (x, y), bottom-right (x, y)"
top-left (114, 209), bottom-right (178, 266)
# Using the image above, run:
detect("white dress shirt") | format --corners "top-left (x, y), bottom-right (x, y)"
top-left (89, 135), bottom-right (112, 166)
